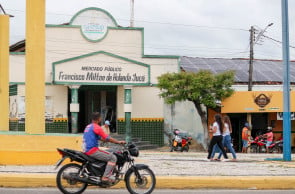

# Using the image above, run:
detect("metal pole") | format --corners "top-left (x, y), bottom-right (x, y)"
top-left (281, 0), bottom-right (291, 161)
top-left (130, 0), bottom-right (134, 27)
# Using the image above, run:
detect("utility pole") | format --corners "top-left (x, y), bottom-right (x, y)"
top-left (130, 0), bottom-right (134, 27)
top-left (248, 23), bottom-right (273, 91)
top-left (248, 26), bottom-right (255, 91)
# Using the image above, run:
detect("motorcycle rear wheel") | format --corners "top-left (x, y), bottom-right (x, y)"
top-left (125, 167), bottom-right (156, 194)
top-left (56, 163), bottom-right (88, 194)
top-left (271, 145), bottom-right (282, 153)
top-left (181, 145), bottom-right (189, 152)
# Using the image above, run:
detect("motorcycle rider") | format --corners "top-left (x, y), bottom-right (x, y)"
top-left (83, 112), bottom-right (126, 183)
top-left (263, 126), bottom-right (274, 153)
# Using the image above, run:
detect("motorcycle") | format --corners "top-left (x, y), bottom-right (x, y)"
top-left (249, 135), bottom-right (265, 153)
top-left (55, 143), bottom-right (156, 194)
top-left (249, 135), bottom-right (283, 153)
top-left (170, 129), bottom-right (192, 152)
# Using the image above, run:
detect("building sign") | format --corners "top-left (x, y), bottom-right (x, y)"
top-left (81, 23), bottom-right (107, 41)
top-left (221, 91), bottom-right (295, 113)
top-left (277, 112), bottom-right (295, 120)
top-left (253, 93), bottom-right (272, 108)
top-left (53, 51), bottom-right (150, 85)
top-left (70, 8), bottom-right (117, 41)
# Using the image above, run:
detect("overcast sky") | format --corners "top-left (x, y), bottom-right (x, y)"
top-left (1, 0), bottom-right (295, 59)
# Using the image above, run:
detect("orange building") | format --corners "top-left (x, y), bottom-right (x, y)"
top-left (181, 57), bottom-right (295, 151)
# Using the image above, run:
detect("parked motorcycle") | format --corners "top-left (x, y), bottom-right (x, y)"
top-left (170, 129), bottom-right (192, 152)
top-left (55, 143), bottom-right (156, 194)
top-left (249, 135), bottom-right (283, 153)
top-left (249, 135), bottom-right (265, 153)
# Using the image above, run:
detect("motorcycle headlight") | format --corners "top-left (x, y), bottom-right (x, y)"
top-left (129, 147), bottom-right (139, 157)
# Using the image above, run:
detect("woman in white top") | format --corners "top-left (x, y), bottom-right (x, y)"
top-left (213, 115), bottom-right (237, 161)
top-left (207, 114), bottom-right (228, 160)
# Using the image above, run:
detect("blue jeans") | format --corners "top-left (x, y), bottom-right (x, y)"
top-left (211, 135), bottom-right (237, 159)
top-left (242, 140), bottom-right (248, 148)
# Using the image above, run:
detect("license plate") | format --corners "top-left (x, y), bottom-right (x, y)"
top-left (55, 157), bottom-right (67, 169)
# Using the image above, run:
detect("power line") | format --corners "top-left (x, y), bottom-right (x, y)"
top-left (6, 8), bottom-right (248, 32)
top-left (262, 34), bottom-right (295, 49)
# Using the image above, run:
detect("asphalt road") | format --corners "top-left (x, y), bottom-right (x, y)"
top-left (0, 188), bottom-right (295, 194)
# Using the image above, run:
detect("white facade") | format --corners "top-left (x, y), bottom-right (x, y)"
top-left (9, 8), bottom-right (179, 139)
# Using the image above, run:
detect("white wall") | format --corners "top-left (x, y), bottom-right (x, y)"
top-left (45, 27), bottom-right (178, 84)
top-left (45, 85), bottom-right (68, 118)
top-left (164, 101), bottom-right (204, 144)
top-left (117, 86), bottom-right (164, 118)
top-left (15, 85), bottom-right (68, 118)
top-left (9, 54), bottom-right (25, 83)
top-left (233, 84), bottom-right (284, 91)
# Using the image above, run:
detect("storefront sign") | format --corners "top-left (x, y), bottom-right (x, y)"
top-left (277, 112), bottom-right (295, 120)
top-left (53, 52), bottom-right (150, 85)
top-left (253, 93), bottom-right (272, 108)
top-left (222, 91), bottom-right (295, 113)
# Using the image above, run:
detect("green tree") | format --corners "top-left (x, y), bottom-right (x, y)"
top-left (157, 70), bottom-right (235, 147)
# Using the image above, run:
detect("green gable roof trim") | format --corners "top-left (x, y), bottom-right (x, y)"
top-left (46, 7), bottom-right (180, 61)
top-left (69, 7), bottom-right (118, 27)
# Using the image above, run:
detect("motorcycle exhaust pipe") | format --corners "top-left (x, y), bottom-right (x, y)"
top-left (62, 172), bottom-right (100, 185)
top-left (73, 176), bottom-right (100, 185)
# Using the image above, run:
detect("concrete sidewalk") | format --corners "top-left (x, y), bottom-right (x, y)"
top-left (1, 151), bottom-right (295, 189)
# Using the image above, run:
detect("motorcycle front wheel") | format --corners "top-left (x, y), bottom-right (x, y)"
top-left (125, 167), bottom-right (156, 194)
top-left (250, 145), bottom-right (258, 153)
top-left (56, 163), bottom-right (88, 194)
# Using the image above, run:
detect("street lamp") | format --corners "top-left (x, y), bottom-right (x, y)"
top-left (254, 23), bottom-right (273, 45)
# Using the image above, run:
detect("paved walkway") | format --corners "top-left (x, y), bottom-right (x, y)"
top-left (1, 151), bottom-right (295, 176)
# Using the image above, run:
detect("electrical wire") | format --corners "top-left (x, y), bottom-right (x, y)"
top-left (6, 8), bottom-right (249, 32)
top-left (262, 35), bottom-right (295, 49)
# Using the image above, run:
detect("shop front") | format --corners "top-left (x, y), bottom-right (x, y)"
top-left (8, 7), bottom-right (179, 146)
top-left (219, 91), bottom-right (295, 151)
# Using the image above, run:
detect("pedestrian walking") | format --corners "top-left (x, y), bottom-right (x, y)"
top-left (207, 114), bottom-right (228, 160)
top-left (242, 122), bottom-right (250, 153)
top-left (211, 115), bottom-right (237, 161)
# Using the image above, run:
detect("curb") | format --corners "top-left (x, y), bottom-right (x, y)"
top-left (1, 174), bottom-right (295, 189)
